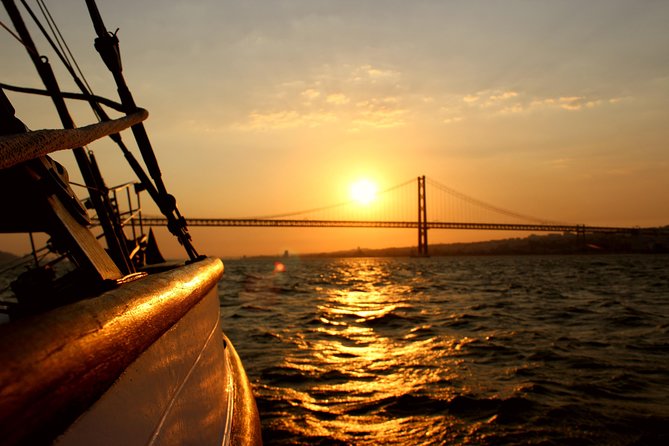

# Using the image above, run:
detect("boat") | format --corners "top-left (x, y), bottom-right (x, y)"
top-left (0, 1), bottom-right (261, 444)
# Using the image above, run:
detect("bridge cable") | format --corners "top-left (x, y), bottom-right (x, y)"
top-left (247, 178), bottom-right (416, 220)
top-left (426, 177), bottom-right (568, 225)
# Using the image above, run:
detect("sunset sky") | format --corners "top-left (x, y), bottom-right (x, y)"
top-left (2, 0), bottom-right (669, 258)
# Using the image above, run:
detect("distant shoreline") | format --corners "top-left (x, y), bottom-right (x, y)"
top-left (234, 230), bottom-right (669, 260)
top-left (4, 229), bottom-right (667, 263)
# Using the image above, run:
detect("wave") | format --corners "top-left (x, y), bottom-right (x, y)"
top-left (260, 366), bottom-right (311, 384)
top-left (219, 255), bottom-right (669, 446)
top-left (361, 311), bottom-right (413, 327)
top-left (260, 365), bottom-right (368, 386)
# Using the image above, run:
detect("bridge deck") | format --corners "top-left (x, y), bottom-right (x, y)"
top-left (136, 218), bottom-right (660, 235)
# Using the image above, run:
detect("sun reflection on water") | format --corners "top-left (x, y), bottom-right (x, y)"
top-left (267, 259), bottom-right (470, 444)
top-left (223, 255), bottom-right (669, 445)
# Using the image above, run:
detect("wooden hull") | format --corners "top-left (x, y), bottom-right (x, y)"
top-left (0, 258), bottom-right (261, 445)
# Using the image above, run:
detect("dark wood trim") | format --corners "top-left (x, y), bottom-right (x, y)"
top-left (0, 257), bottom-right (223, 445)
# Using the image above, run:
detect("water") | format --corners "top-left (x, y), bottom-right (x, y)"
top-left (218, 255), bottom-right (669, 445)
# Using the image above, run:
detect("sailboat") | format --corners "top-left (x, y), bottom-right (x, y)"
top-left (0, 1), bottom-right (261, 444)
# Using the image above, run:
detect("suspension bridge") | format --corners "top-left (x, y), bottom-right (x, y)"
top-left (133, 176), bottom-right (665, 256)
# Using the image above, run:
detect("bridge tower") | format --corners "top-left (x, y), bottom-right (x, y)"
top-left (417, 175), bottom-right (428, 256)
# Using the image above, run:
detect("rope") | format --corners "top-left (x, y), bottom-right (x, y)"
top-left (33, 0), bottom-right (71, 66)
top-left (68, 180), bottom-right (102, 193)
top-left (0, 82), bottom-right (126, 112)
top-left (0, 109), bottom-right (148, 169)
top-left (0, 19), bottom-right (39, 57)
top-left (23, 0), bottom-right (97, 106)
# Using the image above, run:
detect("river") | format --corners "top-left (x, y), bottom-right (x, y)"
top-left (219, 254), bottom-right (669, 445)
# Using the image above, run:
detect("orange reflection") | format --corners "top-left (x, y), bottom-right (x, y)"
top-left (270, 260), bottom-right (471, 444)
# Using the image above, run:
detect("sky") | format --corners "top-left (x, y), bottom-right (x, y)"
top-left (2, 0), bottom-right (669, 258)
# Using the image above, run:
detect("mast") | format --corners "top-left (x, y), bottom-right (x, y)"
top-left (15, 0), bottom-right (168, 221)
top-left (2, 0), bottom-right (133, 274)
top-left (84, 0), bottom-right (201, 261)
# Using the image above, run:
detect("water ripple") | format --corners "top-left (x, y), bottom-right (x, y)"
top-left (220, 255), bottom-right (669, 445)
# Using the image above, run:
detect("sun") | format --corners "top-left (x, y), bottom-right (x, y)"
top-left (350, 179), bottom-right (378, 205)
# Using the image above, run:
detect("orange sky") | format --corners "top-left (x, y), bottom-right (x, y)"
top-left (2, 0), bottom-right (669, 258)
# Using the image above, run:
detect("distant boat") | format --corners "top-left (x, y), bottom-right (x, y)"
top-left (0, 1), bottom-right (261, 444)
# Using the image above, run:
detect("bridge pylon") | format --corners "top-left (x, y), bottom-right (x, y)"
top-left (417, 175), bottom-right (428, 256)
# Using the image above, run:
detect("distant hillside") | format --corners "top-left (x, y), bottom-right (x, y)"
top-left (304, 230), bottom-right (669, 258)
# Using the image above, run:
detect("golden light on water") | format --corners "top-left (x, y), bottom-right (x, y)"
top-left (269, 260), bottom-right (475, 443)
top-left (229, 254), bottom-right (668, 445)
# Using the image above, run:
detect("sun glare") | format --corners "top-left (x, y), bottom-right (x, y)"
top-left (350, 179), bottom-right (377, 205)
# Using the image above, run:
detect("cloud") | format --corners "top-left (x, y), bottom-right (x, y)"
top-left (237, 110), bottom-right (337, 130)
top-left (326, 93), bottom-right (350, 105)
top-left (557, 96), bottom-right (585, 110)
top-left (481, 90), bottom-right (520, 108)
top-left (246, 110), bottom-right (302, 129)
top-left (351, 96), bottom-right (408, 130)
top-left (232, 65), bottom-right (627, 133)
top-left (231, 63), bottom-right (408, 131)
top-left (437, 88), bottom-right (627, 124)
top-left (477, 90), bottom-right (621, 115)
top-left (351, 107), bottom-right (407, 130)
top-left (355, 64), bottom-right (401, 82)
top-left (490, 91), bottom-right (518, 101)
top-left (498, 104), bottom-right (525, 115)
top-left (460, 90), bottom-right (520, 110)
top-left (301, 88), bottom-right (321, 101)
top-left (529, 96), bottom-right (605, 111)
top-left (443, 116), bottom-right (463, 124)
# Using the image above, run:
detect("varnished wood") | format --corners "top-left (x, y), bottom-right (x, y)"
top-left (48, 193), bottom-right (122, 281)
top-left (0, 257), bottom-right (223, 446)
top-left (56, 278), bottom-right (240, 445)
top-left (226, 334), bottom-right (263, 446)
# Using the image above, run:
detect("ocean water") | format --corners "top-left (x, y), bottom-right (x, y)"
top-left (218, 255), bottom-right (669, 445)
